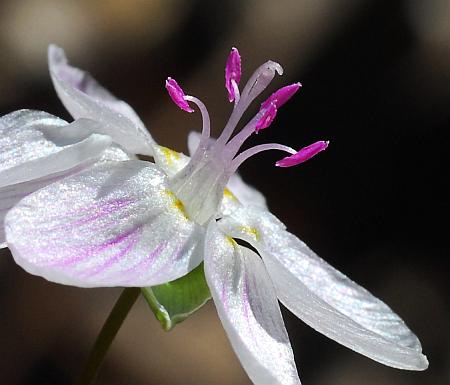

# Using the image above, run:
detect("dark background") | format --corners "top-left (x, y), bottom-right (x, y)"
top-left (0, 1), bottom-right (448, 384)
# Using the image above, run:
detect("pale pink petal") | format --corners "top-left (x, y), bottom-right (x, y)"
top-left (204, 221), bottom-right (301, 385)
top-left (218, 206), bottom-right (428, 370)
top-left (48, 44), bottom-right (155, 155)
top-left (224, 173), bottom-right (267, 211)
top-left (6, 161), bottom-right (204, 287)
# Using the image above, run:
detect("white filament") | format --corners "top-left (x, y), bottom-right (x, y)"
top-left (230, 143), bottom-right (296, 173)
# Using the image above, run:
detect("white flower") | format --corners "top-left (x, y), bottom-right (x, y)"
top-left (4, 46), bottom-right (427, 385)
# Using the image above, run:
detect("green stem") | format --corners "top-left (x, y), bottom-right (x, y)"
top-left (76, 288), bottom-right (140, 385)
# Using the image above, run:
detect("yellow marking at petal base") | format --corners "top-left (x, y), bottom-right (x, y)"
top-left (164, 189), bottom-right (188, 219)
top-left (164, 189), bottom-right (176, 199)
top-left (161, 146), bottom-right (181, 166)
top-left (226, 236), bottom-right (238, 248)
top-left (239, 226), bottom-right (259, 240)
top-left (223, 188), bottom-right (238, 201)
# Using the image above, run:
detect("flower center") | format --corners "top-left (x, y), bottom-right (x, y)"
top-left (165, 48), bottom-right (328, 224)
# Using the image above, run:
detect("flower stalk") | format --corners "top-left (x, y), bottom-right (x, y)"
top-left (76, 288), bottom-right (140, 385)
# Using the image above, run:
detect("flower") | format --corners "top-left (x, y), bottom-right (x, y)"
top-left (4, 46), bottom-right (428, 385)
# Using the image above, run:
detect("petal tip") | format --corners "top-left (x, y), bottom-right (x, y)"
top-left (416, 353), bottom-right (429, 371)
top-left (48, 44), bottom-right (67, 68)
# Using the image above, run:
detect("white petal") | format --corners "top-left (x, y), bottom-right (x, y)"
top-left (1, 109), bottom-right (65, 174)
top-left (48, 44), bottom-right (155, 155)
top-left (187, 130), bottom-right (214, 156)
top-left (0, 111), bottom-right (112, 187)
top-left (99, 144), bottom-right (135, 163)
top-left (188, 131), bottom-right (267, 212)
top-left (152, 144), bottom-right (190, 177)
top-left (218, 206), bottom-right (428, 370)
top-left (6, 160), bottom-right (204, 287)
top-left (0, 110), bottom-right (112, 246)
top-left (204, 221), bottom-right (301, 385)
top-left (226, 173), bottom-right (267, 210)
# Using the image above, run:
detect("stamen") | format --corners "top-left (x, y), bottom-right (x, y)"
top-left (276, 141), bottom-right (329, 167)
top-left (255, 102), bottom-right (277, 133)
top-left (165, 77), bottom-right (194, 113)
top-left (166, 49), bottom-right (329, 226)
top-left (225, 47), bottom-right (241, 103)
top-left (231, 80), bottom-right (240, 105)
top-left (229, 143), bottom-right (296, 173)
top-left (184, 95), bottom-right (211, 152)
top-left (225, 81), bottom-right (302, 154)
top-left (222, 114), bottom-right (260, 160)
top-left (261, 82), bottom-right (302, 110)
top-left (216, 60), bottom-right (284, 147)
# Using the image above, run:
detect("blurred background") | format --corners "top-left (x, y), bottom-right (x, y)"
top-left (0, 0), bottom-right (448, 384)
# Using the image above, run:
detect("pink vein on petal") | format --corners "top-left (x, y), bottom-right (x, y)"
top-left (120, 241), bottom-right (168, 283)
top-left (40, 198), bottom-right (135, 234)
top-left (79, 227), bottom-right (141, 278)
top-left (71, 198), bottom-right (134, 227)
top-left (151, 244), bottom-right (183, 281)
top-left (242, 270), bottom-right (258, 347)
top-left (21, 198), bottom-right (135, 239)
top-left (42, 226), bottom-right (139, 268)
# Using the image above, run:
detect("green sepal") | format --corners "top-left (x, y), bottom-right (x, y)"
top-left (141, 263), bottom-right (211, 331)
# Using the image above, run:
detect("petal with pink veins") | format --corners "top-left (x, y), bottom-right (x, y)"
top-left (6, 160), bottom-right (204, 287)
top-left (218, 205), bottom-right (429, 370)
top-left (204, 221), bottom-right (301, 385)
